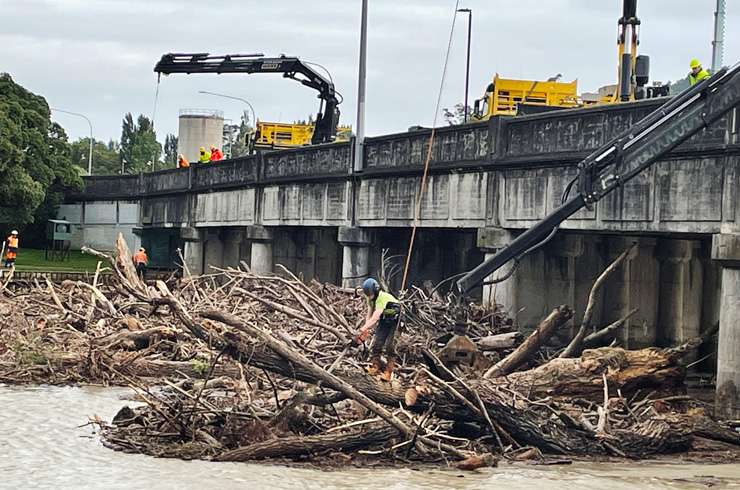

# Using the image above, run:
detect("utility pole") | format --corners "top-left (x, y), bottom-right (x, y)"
top-left (354, 0), bottom-right (368, 172)
top-left (712, 0), bottom-right (727, 72)
top-left (457, 8), bottom-right (472, 123)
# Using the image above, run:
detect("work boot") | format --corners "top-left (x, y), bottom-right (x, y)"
top-left (366, 356), bottom-right (382, 376)
top-left (380, 358), bottom-right (395, 382)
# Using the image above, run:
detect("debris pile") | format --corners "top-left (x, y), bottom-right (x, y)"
top-left (1, 235), bottom-right (738, 467)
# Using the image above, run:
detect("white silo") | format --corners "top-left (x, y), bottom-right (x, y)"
top-left (177, 109), bottom-right (224, 163)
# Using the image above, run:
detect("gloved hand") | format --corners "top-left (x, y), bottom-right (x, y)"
top-left (354, 327), bottom-right (370, 345)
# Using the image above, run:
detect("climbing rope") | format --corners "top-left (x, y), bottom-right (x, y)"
top-left (400, 0), bottom-right (461, 292)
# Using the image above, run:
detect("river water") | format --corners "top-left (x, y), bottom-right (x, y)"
top-left (1, 385), bottom-right (739, 490)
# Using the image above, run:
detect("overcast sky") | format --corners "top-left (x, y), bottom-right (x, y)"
top-left (2, 0), bottom-right (738, 144)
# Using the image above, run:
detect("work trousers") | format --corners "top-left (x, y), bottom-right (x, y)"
top-left (370, 316), bottom-right (399, 359)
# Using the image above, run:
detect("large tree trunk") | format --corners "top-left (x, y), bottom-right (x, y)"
top-left (216, 423), bottom-right (397, 461)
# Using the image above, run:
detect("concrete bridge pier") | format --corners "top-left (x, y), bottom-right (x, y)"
top-left (478, 228), bottom-right (517, 313)
top-left (181, 227), bottom-right (204, 275)
top-left (712, 233), bottom-right (740, 419)
top-left (339, 227), bottom-right (370, 288)
top-left (203, 230), bottom-right (224, 274)
top-left (602, 237), bottom-right (660, 349)
top-left (246, 226), bottom-right (274, 275)
top-left (222, 229), bottom-right (246, 269)
top-left (656, 240), bottom-right (703, 355)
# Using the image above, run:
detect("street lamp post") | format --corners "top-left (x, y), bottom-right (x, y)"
top-left (354, 0), bottom-right (369, 172)
top-left (457, 8), bottom-right (472, 123)
top-left (51, 108), bottom-right (93, 174)
top-left (198, 91), bottom-right (257, 126)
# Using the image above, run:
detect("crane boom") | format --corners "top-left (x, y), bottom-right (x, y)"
top-left (154, 53), bottom-right (340, 145)
top-left (456, 63), bottom-right (740, 295)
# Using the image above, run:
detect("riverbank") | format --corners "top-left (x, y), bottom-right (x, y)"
top-left (2, 385), bottom-right (739, 490)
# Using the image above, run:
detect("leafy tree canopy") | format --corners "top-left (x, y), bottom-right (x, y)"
top-left (0, 73), bottom-right (82, 225)
top-left (120, 113), bottom-right (162, 173)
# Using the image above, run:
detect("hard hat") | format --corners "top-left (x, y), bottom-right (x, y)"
top-left (362, 278), bottom-right (380, 296)
top-left (199, 147), bottom-right (205, 152)
top-left (690, 58), bottom-right (701, 69)
top-left (11, 230), bottom-right (18, 235)
top-left (139, 247), bottom-right (145, 252)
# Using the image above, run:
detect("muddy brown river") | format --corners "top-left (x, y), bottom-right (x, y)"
top-left (2, 385), bottom-right (739, 489)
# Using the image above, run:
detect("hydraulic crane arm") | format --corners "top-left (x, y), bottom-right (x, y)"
top-left (154, 53), bottom-right (340, 145)
top-left (456, 63), bottom-right (740, 295)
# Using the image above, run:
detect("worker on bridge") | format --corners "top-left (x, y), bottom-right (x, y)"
top-left (198, 147), bottom-right (211, 164)
top-left (132, 247), bottom-right (148, 280)
top-left (177, 154), bottom-right (189, 168)
top-left (210, 145), bottom-right (223, 162)
top-left (4, 230), bottom-right (19, 268)
top-left (355, 278), bottom-right (401, 382)
top-left (688, 59), bottom-right (710, 86)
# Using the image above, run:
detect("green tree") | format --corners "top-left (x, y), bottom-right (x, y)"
top-left (230, 112), bottom-right (254, 158)
top-left (0, 73), bottom-right (82, 226)
top-left (71, 138), bottom-right (121, 176)
top-left (119, 113), bottom-right (162, 173)
top-left (442, 103), bottom-right (473, 125)
top-left (163, 133), bottom-right (178, 167)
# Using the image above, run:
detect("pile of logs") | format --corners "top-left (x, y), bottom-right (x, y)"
top-left (1, 234), bottom-right (738, 467)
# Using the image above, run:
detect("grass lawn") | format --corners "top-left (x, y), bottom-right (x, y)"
top-left (10, 249), bottom-right (104, 273)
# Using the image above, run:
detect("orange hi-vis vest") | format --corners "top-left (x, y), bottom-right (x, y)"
top-left (133, 251), bottom-right (148, 265)
top-left (7, 236), bottom-right (18, 250)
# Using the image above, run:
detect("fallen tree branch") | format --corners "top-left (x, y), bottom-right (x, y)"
top-left (484, 306), bottom-right (573, 378)
top-left (560, 243), bottom-right (636, 358)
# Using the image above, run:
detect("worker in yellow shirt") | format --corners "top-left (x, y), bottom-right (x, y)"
top-left (198, 147), bottom-right (211, 164)
top-left (355, 278), bottom-right (401, 382)
top-left (688, 59), bottom-right (710, 86)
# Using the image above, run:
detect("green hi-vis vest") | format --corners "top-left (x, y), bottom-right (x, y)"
top-left (368, 290), bottom-right (400, 318)
top-left (688, 69), bottom-right (710, 86)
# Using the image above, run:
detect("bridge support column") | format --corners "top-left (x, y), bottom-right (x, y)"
top-left (203, 230), bottom-right (224, 273)
top-left (477, 228), bottom-right (517, 312)
top-left (657, 239), bottom-right (703, 354)
top-left (603, 237), bottom-right (659, 349)
top-left (711, 233), bottom-right (740, 418)
top-left (222, 229), bottom-right (245, 269)
top-left (338, 227), bottom-right (370, 288)
top-left (246, 226), bottom-right (274, 275)
top-left (181, 226), bottom-right (204, 276)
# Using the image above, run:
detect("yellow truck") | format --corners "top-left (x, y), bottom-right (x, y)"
top-left (255, 121), bottom-right (352, 149)
top-left (473, 74), bottom-right (580, 119)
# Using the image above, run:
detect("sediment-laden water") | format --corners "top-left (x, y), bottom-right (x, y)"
top-left (2, 385), bottom-right (738, 490)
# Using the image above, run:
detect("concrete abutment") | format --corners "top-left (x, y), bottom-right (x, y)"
top-left (712, 233), bottom-right (740, 419)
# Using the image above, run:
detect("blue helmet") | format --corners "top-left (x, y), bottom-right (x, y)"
top-left (362, 278), bottom-right (380, 296)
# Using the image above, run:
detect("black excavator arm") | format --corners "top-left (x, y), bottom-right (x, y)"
top-left (154, 53), bottom-right (340, 145)
top-left (456, 63), bottom-right (740, 295)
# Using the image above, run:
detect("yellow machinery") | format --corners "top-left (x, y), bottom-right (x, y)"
top-left (255, 121), bottom-right (352, 149)
top-left (473, 75), bottom-right (579, 119)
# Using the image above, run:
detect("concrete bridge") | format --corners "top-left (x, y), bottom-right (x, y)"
top-left (62, 98), bottom-right (740, 416)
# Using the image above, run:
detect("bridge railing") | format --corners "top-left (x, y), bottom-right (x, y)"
top-left (262, 141), bottom-right (352, 181)
top-left (141, 168), bottom-right (189, 195)
top-left (70, 174), bottom-right (140, 200)
top-left (495, 98), bottom-right (735, 164)
top-left (192, 155), bottom-right (258, 189)
top-left (72, 98), bottom-right (738, 199)
top-left (363, 121), bottom-right (490, 172)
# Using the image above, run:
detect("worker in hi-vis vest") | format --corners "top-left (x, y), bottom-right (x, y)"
top-left (688, 58), bottom-right (710, 86)
top-left (355, 278), bottom-right (401, 382)
top-left (4, 230), bottom-right (19, 267)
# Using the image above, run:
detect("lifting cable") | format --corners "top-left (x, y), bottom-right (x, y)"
top-left (150, 74), bottom-right (162, 170)
top-left (400, 0), bottom-right (461, 292)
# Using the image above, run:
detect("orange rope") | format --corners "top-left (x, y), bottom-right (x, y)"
top-left (400, 0), bottom-right (461, 291)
